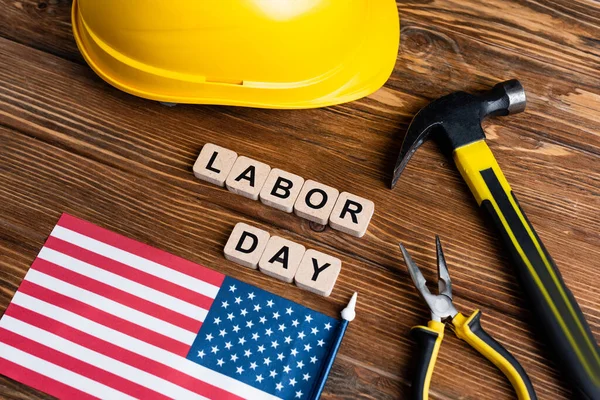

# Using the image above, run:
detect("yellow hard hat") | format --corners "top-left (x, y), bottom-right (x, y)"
top-left (72, 0), bottom-right (399, 109)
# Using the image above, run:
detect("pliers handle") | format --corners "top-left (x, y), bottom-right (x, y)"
top-left (411, 311), bottom-right (537, 400)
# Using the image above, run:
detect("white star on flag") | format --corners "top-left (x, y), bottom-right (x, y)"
top-left (248, 292), bottom-right (256, 300)
top-left (229, 285), bottom-right (237, 292)
top-left (266, 300), bottom-right (274, 307)
top-left (305, 315), bottom-right (313, 323)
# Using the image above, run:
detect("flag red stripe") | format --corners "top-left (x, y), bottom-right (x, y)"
top-left (30, 258), bottom-right (202, 334)
top-left (0, 328), bottom-right (168, 400)
top-left (5, 305), bottom-right (244, 400)
top-left (17, 281), bottom-right (189, 356)
top-left (0, 357), bottom-right (97, 400)
top-left (57, 214), bottom-right (225, 287)
top-left (44, 236), bottom-right (215, 310)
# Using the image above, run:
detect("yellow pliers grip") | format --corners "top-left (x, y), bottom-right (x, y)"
top-left (454, 140), bottom-right (600, 397)
top-left (409, 321), bottom-right (445, 400)
top-left (452, 311), bottom-right (536, 400)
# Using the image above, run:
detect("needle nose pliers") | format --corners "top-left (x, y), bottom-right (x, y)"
top-left (400, 237), bottom-right (537, 400)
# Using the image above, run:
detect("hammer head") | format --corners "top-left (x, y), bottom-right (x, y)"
top-left (390, 80), bottom-right (526, 188)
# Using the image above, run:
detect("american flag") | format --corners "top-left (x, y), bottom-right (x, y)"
top-left (0, 214), bottom-right (341, 399)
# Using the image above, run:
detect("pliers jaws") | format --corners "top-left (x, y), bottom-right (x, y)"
top-left (400, 236), bottom-right (457, 322)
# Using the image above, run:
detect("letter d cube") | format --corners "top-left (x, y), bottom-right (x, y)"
top-left (224, 223), bottom-right (270, 269)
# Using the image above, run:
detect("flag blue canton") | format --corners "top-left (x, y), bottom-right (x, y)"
top-left (187, 277), bottom-right (341, 399)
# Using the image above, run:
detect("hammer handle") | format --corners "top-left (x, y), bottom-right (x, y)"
top-left (453, 140), bottom-right (600, 399)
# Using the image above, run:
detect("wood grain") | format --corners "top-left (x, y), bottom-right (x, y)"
top-left (0, 1), bottom-right (599, 399)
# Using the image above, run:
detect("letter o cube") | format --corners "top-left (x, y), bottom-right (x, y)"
top-left (294, 180), bottom-right (339, 225)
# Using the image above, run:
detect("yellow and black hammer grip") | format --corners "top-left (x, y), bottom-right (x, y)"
top-left (454, 140), bottom-right (600, 399)
top-left (453, 311), bottom-right (536, 400)
top-left (410, 321), bottom-right (445, 400)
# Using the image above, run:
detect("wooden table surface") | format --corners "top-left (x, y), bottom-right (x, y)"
top-left (1, 1), bottom-right (599, 399)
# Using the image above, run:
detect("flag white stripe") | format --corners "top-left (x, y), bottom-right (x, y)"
top-left (0, 342), bottom-right (136, 400)
top-left (25, 269), bottom-right (196, 345)
top-left (38, 247), bottom-right (208, 322)
top-left (12, 292), bottom-right (282, 400)
top-left (50, 226), bottom-right (220, 299)
top-left (0, 316), bottom-right (209, 400)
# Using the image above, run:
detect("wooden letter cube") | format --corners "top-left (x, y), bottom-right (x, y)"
top-left (259, 169), bottom-right (305, 213)
top-left (294, 249), bottom-right (341, 297)
top-left (329, 192), bottom-right (375, 238)
top-left (224, 223), bottom-right (270, 269)
top-left (193, 143), bottom-right (238, 187)
top-left (293, 180), bottom-right (340, 225)
top-left (258, 236), bottom-right (306, 283)
top-left (225, 156), bottom-right (271, 200)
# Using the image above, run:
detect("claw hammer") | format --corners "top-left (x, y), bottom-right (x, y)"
top-left (391, 80), bottom-right (600, 399)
